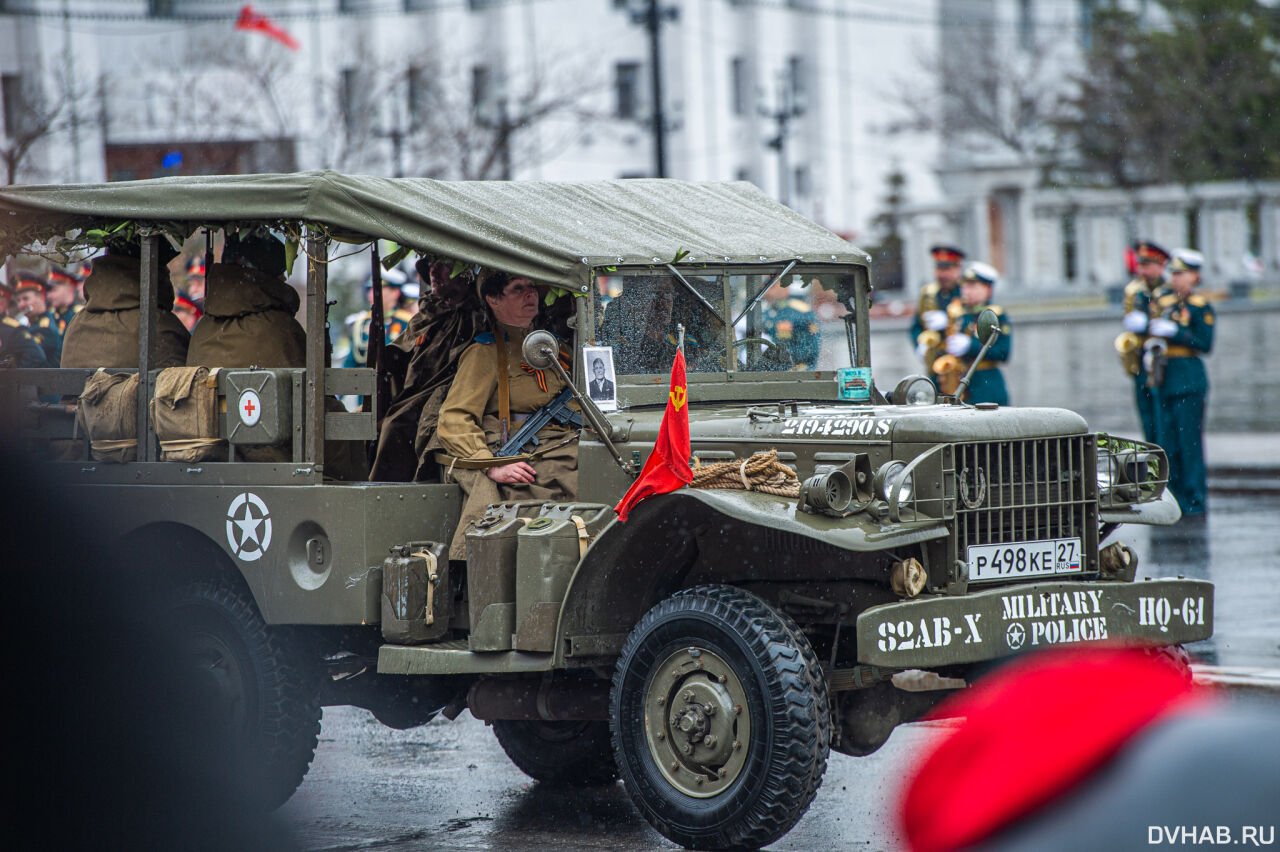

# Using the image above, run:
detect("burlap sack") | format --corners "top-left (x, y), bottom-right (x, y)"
top-left (186, 264), bottom-right (305, 369)
top-left (76, 370), bottom-right (138, 463)
top-left (151, 366), bottom-right (226, 462)
top-left (61, 255), bottom-right (189, 369)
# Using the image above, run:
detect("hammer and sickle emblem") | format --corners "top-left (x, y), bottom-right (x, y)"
top-left (959, 467), bottom-right (988, 509)
top-left (669, 385), bottom-right (687, 411)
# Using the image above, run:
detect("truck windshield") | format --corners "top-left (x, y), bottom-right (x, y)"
top-left (593, 269), bottom-right (853, 376)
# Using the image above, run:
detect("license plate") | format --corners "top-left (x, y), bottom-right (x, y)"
top-left (968, 538), bottom-right (1082, 582)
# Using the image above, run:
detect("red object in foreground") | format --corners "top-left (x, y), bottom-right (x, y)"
top-left (235, 4), bottom-right (300, 51)
top-left (614, 349), bottom-right (692, 522)
top-left (900, 647), bottom-right (1212, 852)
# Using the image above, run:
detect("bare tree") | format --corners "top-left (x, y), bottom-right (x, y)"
top-left (1, 66), bottom-right (99, 185)
top-left (312, 43), bottom-right (605, 180)
top-left (883, 28), bottom-right (1073, 164)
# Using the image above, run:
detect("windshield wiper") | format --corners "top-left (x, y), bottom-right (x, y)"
top-left (731, 259), bottom-right (798, 327)
top-left (664, 263), bottom-right (725, 325)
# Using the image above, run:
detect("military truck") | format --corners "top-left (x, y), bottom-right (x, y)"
top-left (0, 173), bottom-right (1211, 851)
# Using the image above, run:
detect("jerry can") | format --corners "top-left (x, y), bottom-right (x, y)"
top-left (513, 503), bottom-right (612, 652)
top-left (464, 501), bottom-right (545, 651)
top-left (381, 540), bottom-right (449, 644)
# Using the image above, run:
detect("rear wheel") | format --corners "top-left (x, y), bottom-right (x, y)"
top-left (491, 719), bottom-right (619, 786)
top-left (171, 576), bottom-right (322, 810)
top-left (611, 584), bottom-right (831, 850)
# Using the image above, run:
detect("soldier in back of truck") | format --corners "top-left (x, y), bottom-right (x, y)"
top-left (1117, 241), bottom-right (1171, 443)
top-left (1144, 248), bottom-right (1214, 518)
top-left (434, 270), bottom-right (579, 560)
top-left (910, 244), bottom-right (966, 388)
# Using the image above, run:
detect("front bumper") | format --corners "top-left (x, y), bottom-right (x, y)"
top-left (855, 578), bottom-right (1213, 668)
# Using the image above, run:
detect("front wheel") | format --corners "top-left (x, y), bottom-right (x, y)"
top-left (610, 585), bottom-right (831, 850)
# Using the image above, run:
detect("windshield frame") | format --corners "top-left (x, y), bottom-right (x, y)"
top-left (584, 261), bottom-right (874, 407)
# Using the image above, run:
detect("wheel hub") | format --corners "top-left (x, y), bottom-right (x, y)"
top-left (644, 646), bottom-right (750, 798)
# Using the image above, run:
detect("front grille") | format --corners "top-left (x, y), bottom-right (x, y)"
top-left (955, 436), bottom-right (1098, 574)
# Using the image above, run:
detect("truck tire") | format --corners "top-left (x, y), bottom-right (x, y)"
top-left (491, 719), bottom-right (620, 786)
top-left (171, 576), bottom-right (322, 810)
top-left (610, 585), bottom-right (831, 851)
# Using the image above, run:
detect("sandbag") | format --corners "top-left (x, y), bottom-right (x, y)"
top-left (62, 255), bottom-right (189, 369)
top-left (186, 264), bottom-right (305, 369)
top-left (150, 366), bottom-right (225, 462)
top-left (76, 370), bottom-right (138, 463)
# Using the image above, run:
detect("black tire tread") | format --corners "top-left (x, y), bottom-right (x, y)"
top-left (174, 576), bottom-right (322, 810)
top-left (611, 584), bottom-right (832, 850)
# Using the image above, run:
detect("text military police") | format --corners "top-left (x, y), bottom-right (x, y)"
top-left (1116, 241), bottom-right (1172, 443)
top-left (910, 245), bottom-right (967, 387)
top-left (1145, 248), bottom-right (1214, 518)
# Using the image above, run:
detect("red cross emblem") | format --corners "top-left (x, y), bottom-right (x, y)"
top-left (243, 398), bottom-right (256, 417)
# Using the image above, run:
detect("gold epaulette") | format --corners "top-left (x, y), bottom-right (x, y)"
top-left (2, 316), bottom-right (19, 328)
top-left (1188, 294), bottom-right (1208, 307)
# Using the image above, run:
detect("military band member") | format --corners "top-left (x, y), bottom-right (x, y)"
top-left (1146, 249), bottom-right (1213, 517)
top-left (939, 261), bottom-right (1012, 406)
top-left (13, 272), bottom-right (62, 366)
top-left (337, 267), bottom-right (416, 369)
top-left (910, 245), bottom-right (966, 386)
top-left (763, 278), bottom-right (821, 368)
top-left (0, 312), bottom-right (49, 367)
top-left (46, 266), bottom-right (84, 336)
top-left (1117, 240), bottom-right (1170, 443)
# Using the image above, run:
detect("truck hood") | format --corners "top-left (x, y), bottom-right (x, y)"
top-left (888, 405), bottom-right (1089, 443)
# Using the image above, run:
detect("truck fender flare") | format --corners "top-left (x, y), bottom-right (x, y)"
top-left (552, 489), bottom-right (948, 664)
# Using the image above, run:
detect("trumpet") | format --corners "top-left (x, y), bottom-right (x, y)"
top-left (930, 304), bottom-right (968, 396)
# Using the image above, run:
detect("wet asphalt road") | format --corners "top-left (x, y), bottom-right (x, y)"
top-left (282, 705), bottom-right (937, 851)
top-left (282, 491), bottom-right (1280, 851)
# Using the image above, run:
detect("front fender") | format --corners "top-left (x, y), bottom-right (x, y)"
top-left (1100, 488), bottom-right (1182, 526)
top-left (552, 488), bottom-right (948, 665)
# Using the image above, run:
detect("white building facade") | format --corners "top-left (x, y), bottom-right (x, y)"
top-left (0, 0), bottom-right (947, 241)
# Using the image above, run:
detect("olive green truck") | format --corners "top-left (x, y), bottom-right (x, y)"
top-left (0, 173), bottom-right (1210, 850)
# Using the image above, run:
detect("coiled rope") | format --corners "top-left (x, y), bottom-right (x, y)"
top-left (690, 449), bottom-right (800, 498)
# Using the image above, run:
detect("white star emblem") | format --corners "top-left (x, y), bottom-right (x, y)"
top-left (1005, 622), bottom-right (1026, 650)
top-left (226, 492), bottom-right (273, 562)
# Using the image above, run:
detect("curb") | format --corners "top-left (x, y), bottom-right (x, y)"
top-left (1192, 665), bottom-right (1280, 694)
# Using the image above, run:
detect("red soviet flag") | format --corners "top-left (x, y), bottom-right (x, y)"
top-left (235, 5), bottom-right (300, 51)
top-left (614, 349), bottom-right (692, 522)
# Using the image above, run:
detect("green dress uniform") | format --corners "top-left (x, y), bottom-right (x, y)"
top-left (952, 303), bottom-right (1012, 406)
top-left (26, 310), bottom-right (63, 367)
top-left (764, 296), bottom-right (821, 368)
top-left (53, 303), bottom-right (82, 337)
top-left (337, 307), bottom-right (415, 368)
top-left (436, 322), bottom-right (579, 559)
top-left (0, 317), bottom-right (50, 367)
top-left (1150, 291), bottom-right (1214, 516)
top-left (1121, 277), bottom-right (1165, 443)
top-left (910, 281), bottom-right (963, 386)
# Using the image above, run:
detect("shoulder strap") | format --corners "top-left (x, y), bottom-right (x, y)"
top-left (493, 325), bottom-right (511, 445)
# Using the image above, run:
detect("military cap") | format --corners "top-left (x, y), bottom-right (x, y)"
top-left (223, 231), bottom-right (286, 276)
top-left (48, 265), bottom-right (83, 286)
top-left (0, 279), bottom-right (13, 296)
top-left (962, 261), bottom-right (999, 287)
top-left (931, 244), bottom-right (966, 266)
top-left (1134, 240), bottom-right (1170, 264)
top-left (14, 271), bottom-right (46, 293)
top-left (364, 266), bottom-right (409, 290)
top-left (1168, 248), bottom-right (1204, 273)
top-left (186, 256), bottom-right (206, 278)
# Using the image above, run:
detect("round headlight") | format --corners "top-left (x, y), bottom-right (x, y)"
top-left (892, 375), bottom-right (937, 407)
top-left (876, 461), bottom-right (914, 502)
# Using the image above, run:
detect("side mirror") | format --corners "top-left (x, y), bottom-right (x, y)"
top-left (976, 308), bottom-right (1001, 343)
top-left (521, 330), bottom-right (558, 370)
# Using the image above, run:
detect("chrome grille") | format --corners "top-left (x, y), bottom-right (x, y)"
top-left (955, 436), bottom-right (1098, 574)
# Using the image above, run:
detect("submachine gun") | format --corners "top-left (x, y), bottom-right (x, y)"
top-left (496, 386), bottom-right (583, 457)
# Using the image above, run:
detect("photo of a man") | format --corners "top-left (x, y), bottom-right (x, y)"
top-left (583, 346), bottom-right (618, 410)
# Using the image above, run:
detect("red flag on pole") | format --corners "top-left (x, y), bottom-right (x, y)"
top-left (614, 349), bottom-right (693, 522)
top-left (235, 5), bottom-right (300, 51)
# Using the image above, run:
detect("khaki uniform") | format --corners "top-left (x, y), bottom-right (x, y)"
top-left (437, 322), bottom-right (578, 559)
